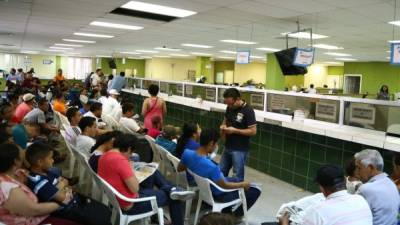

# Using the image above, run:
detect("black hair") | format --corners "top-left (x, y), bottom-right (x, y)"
top-left (100, 88), bottom-right (108, 97)
top-left (199, 212), bottom-right (235, 225)
top-left (310, 84), bottom-right (314, 88)
top-left (394, 153), bottom-right (400, 167)
top-left (315, 164), bottom-right (345, 190)
top-left (90, 102), bottom-right (102, 112)
top-left (148, 84), bottom-right (159, 96)
top-left (0, 124), bottom-right (11, 144)
top-left (90, 131), bottom-right (121, 153)
top-left (54, 90), bottom-right (63, 99)
top-left (0, 103), bottom-right (12, 115)
top-left (114, 133), bottom-right (138, 153)
top-left (175, 122), bottom-right (199, 158)
top-left (17, 68), bottom-right (23, 72)
top-left (38, 98), bottom-right (48, 106)
top-left (223, 88), bottom-right (241, 99)
top-left (120, 71), bottom-right (125, 77)
top-left (200, 128), bottom-right (220, 146)
top-left (57, 68), bottom-right (62, 73)
top-left (66, 107), bottom-right (80, 123)
top-left (78, 116), bottom-right (96, 132)
top-left (122, 102), bottom-right (135, 114)
top-left (108, 74), bottom-right (114, 80)
top-left (96, 68), bottom-right (102, 73)
top-left (25, 142), bottom-right (53, 166)
top-left (380, 85), bottom-right (389, 93)
top-left (345, 159), bottom-right (356, 177)
top-left (0, 143), bottom-right (20, 173)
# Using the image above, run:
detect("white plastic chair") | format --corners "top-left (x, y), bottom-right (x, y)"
top-left (155, 145), bottom-right (175, 179)
top-left (99, 177), bottom-right (164, 225)
top-left (144, 135), bottom-right (162, 164)
top-left (102, 114), bottom-right (121, 130)
top-left (167, 154), bottom-right (199, 225)
top-left (187, 170), bottom-right (248, 225)
top-left (60, 130), bottom-right (76, 178)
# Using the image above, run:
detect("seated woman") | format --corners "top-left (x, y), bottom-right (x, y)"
top-left (178, 128), bottom-right (261, 219)
top-left (88, 131), bottom-right (121, 173)
top-left (174, 122), bottom-right (201, 159)
top-left (0, 142), bottom-right (82, 225)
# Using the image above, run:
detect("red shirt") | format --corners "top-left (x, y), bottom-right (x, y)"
top-left (12, 102), bottom-right (33, 123)
top-left (147, 128), bottom-right (161, 139)
top-left (98, 151), bottom-right (138, 209)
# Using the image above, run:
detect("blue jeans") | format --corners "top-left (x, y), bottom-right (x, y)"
top-left (213, 186), bottom-right (261, 216)
top-left (123, 170), bottom-right (184, 225)
top-left (219, 149), bottom-right (248, 182)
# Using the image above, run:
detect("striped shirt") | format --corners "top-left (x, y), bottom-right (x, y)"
top-left (302, 190), bottom-right (372, 225)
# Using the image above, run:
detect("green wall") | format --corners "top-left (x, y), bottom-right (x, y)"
top-left (100, 58), bottom-right (145, 77)
top-left (328, 66), bottom-right (344, 75)
top-left (266, 53), bottom-right (285, 90)
top-left (285, 75), bottom-right (305, 89)
top-left (344, 62), bottom-right (400, 94)
top-left (214, 61), bottom-right (234, 74)
top-left (195, 56), bottom-right (213, 82)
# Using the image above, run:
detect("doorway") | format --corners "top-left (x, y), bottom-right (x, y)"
top-left (344, 74), bottom-right (362, 94)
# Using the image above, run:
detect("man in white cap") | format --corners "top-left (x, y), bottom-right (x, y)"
top-left (12, 93), bottom-right (36, 123)
top-left (102, 89), bottom-right (121, 120)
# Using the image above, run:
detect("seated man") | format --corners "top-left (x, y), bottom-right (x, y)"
top-left (102, 89), bottom-right (121, 120)
top-left (52, 91), bottom-right (67, 115)
top-left (76, 117), bottom-right (97, 157)
top-left (25, 142), bottom-right (111, 225)
top-left (98, 133), bottom-right (195, 225)
top-left (12, 93), bottom-right (36, 124)
top-left (65, 107), bottom-right (82, 146)
top-left (178, 128), bottom-right (261, 219)
top-left (119, 102), bottom-right (145, 134)
top-left (279, 165), bottom-right (372, 225)
top-left (23, 98), bottom-right (59, 134)
top-left (83, 102), bottom-right (104, 129)
top-left (355, 149), bottom-right (400, 225)
top-left (155, 125), bottom-right (178, 154)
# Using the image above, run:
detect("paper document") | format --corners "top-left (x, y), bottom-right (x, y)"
top-left (132, 162), bottom-right (159, 183)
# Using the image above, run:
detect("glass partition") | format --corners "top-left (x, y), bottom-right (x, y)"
top-left (142, 79), bottom-right (158, 90)
top-left (267, 93), bottom-right (340, 123)
top-left (344, 102), bottom-right (400, 132)
top-left (184, 85), bottom-right (208, 99)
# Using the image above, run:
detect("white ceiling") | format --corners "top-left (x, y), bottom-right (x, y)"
top-left (0, 0), bottom-right (399, 63)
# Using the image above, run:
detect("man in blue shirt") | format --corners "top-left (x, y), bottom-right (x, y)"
top-left (110, 71), bottom-right (126, 92)
top-left (178, 128), bottom-right (261, 217)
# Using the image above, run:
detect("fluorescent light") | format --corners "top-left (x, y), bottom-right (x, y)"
top-left (96, 55), bottom-right (112, 58)
top-left (218, 56), bottom-right (235, 59)
top-left (63, 39), bottom-right (96, 43)
top-left (282, 32), bottom-right (328, 39)
top-left (323, 61), bottom-right (343, 65)
top-left (169, 54), bottom-right (190, 57)
top-left (120, 51), bottom-right (141, 55)
top-left (313, 44), bottom-right (343, 50)
top-left (154, 47), bottom-right (181, 51)
top-left (50, 46), bottom-right (73, 50)
top-left (335, 57), bottom-right (357, 61)
top-left (388, 40), bottom-right (400, 43)
top-left (324, 52), bottom-right (352, 57)
top-left (389, 21), bottom-right (400, 26)
top-left (136, 50), bottom-right (159, 53)
top-left (20, 50), bottom-right (39, 54)
top-left (90, 21), bottom-right (143, 30)
top-left (74, 32), bottom-right (114, 38)
top-left (250, 55), bottom-right (265, 59)
top-left (65, 52), bottom-right (81, 55)
top-left (46, 49), bottom-right (66, 52)
top-left (220, 40), bottom-right (257, 45)
top-left (256, 47), bottom-right (280, 52)
top-left (55, 43), bottom-right (83, 47)
top-left (140, 56), bottom-right (152, 59)
top-left (181, 43), bottom-right (213, 49)
top-left (220, 50), bottom-right (237, 54)
top-left (121, 1), bottom-right (196, 18)
top-left (191, 52), bottom-right (212, 56)
top-left (154, 55), bottom-right (171, 58)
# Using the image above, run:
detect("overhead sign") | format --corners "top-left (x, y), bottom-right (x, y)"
top-left (293, 48), bottom-right (314, 67)
top-left (43, 59), bottom-right (53, 65)
top-left (236, 51), bottom-right (250, 64)
top-left (390, 43), bottom-right (400, 65)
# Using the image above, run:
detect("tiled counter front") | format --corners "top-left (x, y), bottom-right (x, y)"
top-left (122, 92), bottom-right (395, 193)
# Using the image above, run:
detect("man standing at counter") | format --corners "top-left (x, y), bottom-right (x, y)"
top-left (220, 88), bottom-right (257, 181)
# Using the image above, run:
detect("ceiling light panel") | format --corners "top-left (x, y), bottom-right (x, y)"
top-left (154, 47), bottom-right (181, 51)
top-left (335, 58), bottom-right (357, 61)
top-left (282, 32), bottom-right (328, 39)
top-left (220, 40), bottom-right (257, 45)
top-left (191, 52), bottom-right (212, 56)
top-left (181, 43), bottom-right (213, 48)
top-left (220, 50), bottom-right (237, 54)
top-left (90, 21), bottom-right (143, 30)
top-left (121, 1), bottom-right (197, 18)
top-left (63, 39), bottom-right (96, 43)
top-left (313, 44), bottom-right (343, 50)
top-left (256, 47), bottom-right (281, 52)
top-left (74, 32), bottom-right (114, 38)
top-left (324, 52), bottom-right (352, 57)
top-left (50, 46), bottom-right (73, 50)
top-left (55, 43), bottom-right (83, 47)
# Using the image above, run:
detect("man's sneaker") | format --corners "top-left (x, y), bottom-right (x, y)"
top-left (169, 187), bottom-right (195, 201)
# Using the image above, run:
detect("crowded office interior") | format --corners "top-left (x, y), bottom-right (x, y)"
top-left (1, 0), bottom-right (400, 225)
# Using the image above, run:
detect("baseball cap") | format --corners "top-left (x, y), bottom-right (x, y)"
top-left (23, 93), bottom-right (35, 102)
top-left (315, 164), bottom-right (345, 187)
top-left (108, 89), bottom-right (120, 95)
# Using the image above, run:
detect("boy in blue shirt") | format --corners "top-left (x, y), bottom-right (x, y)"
top-left (25, 142), bottom-right (111, 225)
top-left (156, 125), bottom-right (178, 154)
top-left (177, 128), bottom-right (261, 218)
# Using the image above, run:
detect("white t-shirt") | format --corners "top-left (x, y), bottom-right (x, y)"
top-left (98, 96), bottom-right (108, 105)
top-left (302, 190), bottom-right (372, 225)
top-left (76, 135), bottom-right (95, 158)
top-left (91, 73), bottom-right (101, 86)
top-left (102, 97), bottom-right (121, 119)
top-left (65, 126), bottom-right (81, 146)
top-left (308, 88), bottom-right (317, 94)
top-left (120, 117), bottom-right (140, 132)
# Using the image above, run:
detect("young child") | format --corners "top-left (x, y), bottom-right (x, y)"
top-left (155, 125), bottom-right (178, 154)
top-left (25, 142), bottom-right (111, 225)
top-left (147, 115), bottom-right (162, 139)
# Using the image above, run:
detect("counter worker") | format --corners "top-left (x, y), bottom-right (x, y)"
top-left (220, 88), bottom-right (257, 182)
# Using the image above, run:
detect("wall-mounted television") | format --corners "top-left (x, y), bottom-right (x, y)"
top-left (274, 48), bottom-right (308, 75)
top-left (108, 59), bottom-right (117, 69)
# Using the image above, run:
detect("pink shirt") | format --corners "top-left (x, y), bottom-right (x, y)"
top-left (144, 97), bottom-right (164, 129)
top-left (0, 175), bottom-right (47, 225)
top-left (147, 128), bottom-right (161, 139)
top-left (12, 102), bottom-right (33, 124)
top-left (98, 151), bottom-right (138, 209)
